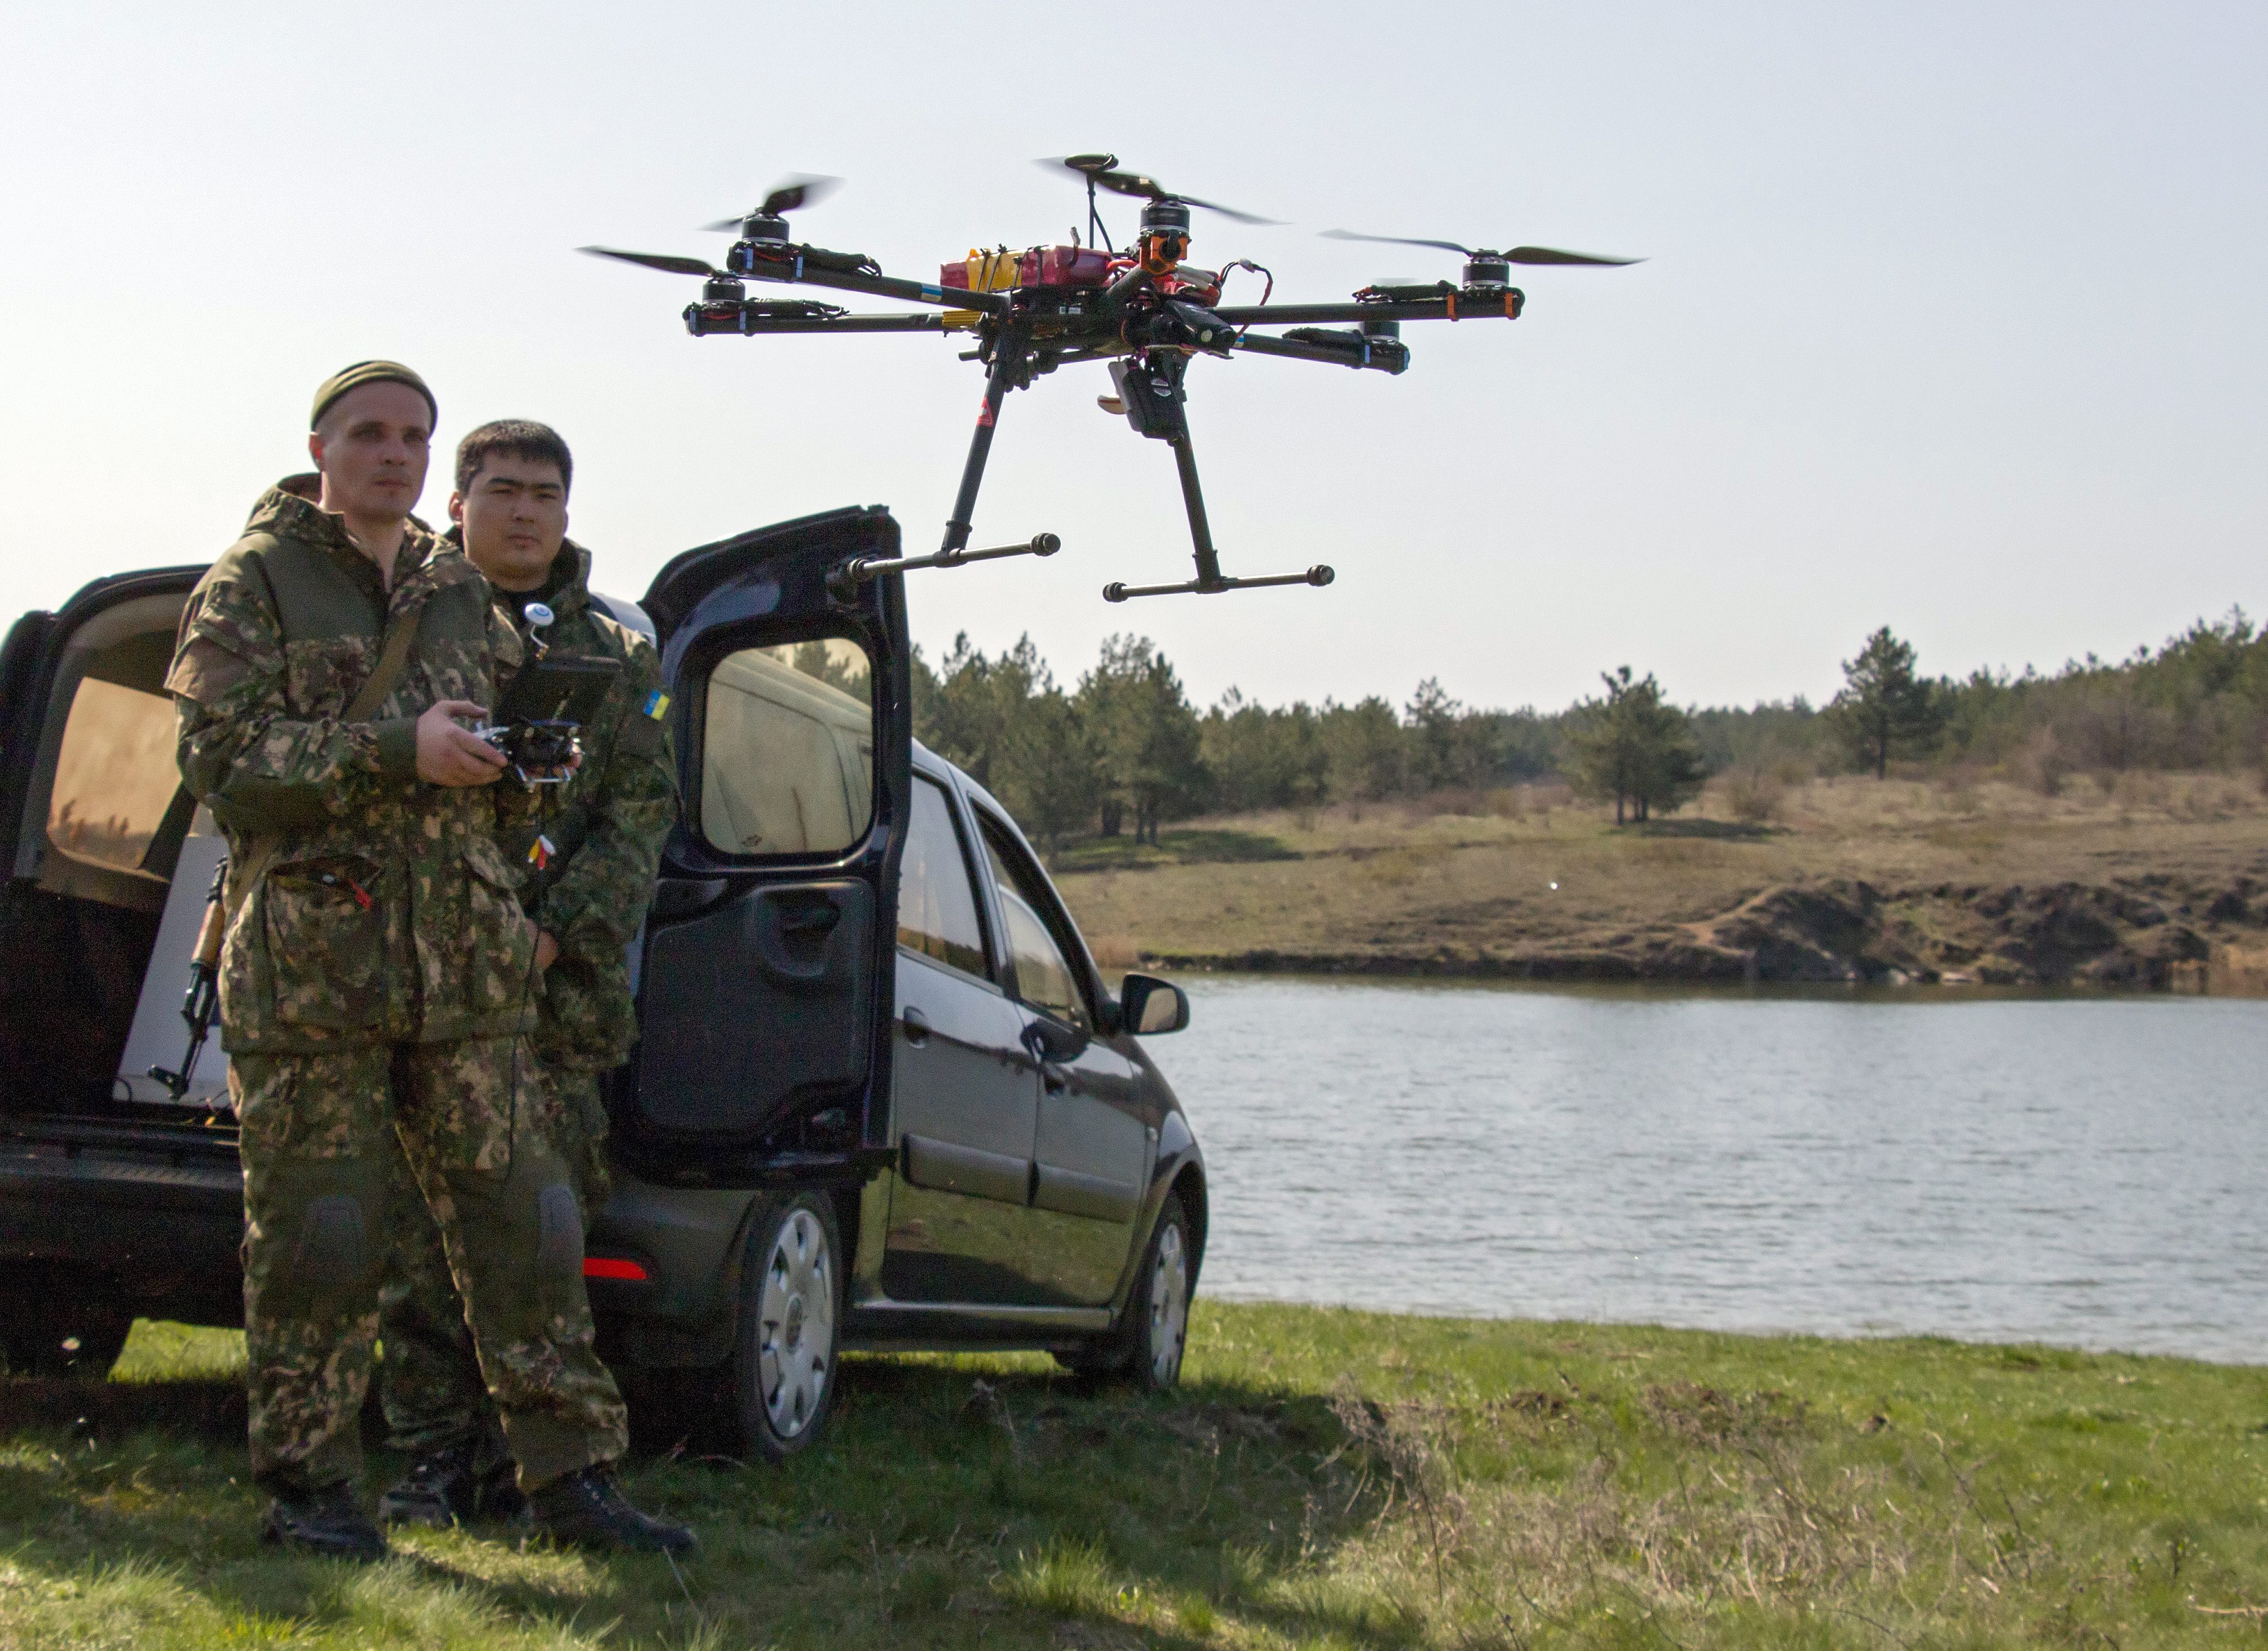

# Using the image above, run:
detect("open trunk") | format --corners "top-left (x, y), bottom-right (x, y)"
top-left (0, 567), bottom-right (227, 1124)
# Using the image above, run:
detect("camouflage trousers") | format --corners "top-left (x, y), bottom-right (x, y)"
top-left (379, 1065), bottom-right (613, 1463)
top-left (233, 1040), bottom-right (628, 1497)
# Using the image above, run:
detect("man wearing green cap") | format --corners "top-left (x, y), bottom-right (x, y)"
top-left (166, 363), bottom-right (694, 1560)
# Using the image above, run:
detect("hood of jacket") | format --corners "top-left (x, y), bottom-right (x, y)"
top-left (245, 473), bottom-right (440, 576)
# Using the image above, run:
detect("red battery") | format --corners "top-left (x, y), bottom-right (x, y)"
top-left (1021, 245), bottom-right (1115, 288)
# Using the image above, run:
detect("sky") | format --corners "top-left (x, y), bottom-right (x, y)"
top-left (1, 2), bottom-right (2261, 715)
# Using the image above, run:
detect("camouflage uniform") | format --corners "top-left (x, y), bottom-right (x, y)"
top-left (168, 478), bottom-right (629, 1497)
top-left (378, 540), bottom-right (674, 1462)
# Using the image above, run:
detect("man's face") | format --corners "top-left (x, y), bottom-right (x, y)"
top-left (308, 382), bottom-right (432, 524)
top-left (449, 454), bottom-right (568, 593)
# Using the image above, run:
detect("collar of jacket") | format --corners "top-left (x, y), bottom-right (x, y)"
top-left (247, 473), bottom-right (440, 582)
top-left (442, 529), bottom-right (595, 623)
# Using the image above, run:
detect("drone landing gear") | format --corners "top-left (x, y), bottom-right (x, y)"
top-left (891, 323), bottom-right (1333, 602)
top-left (938, 337), bottom-right (1022, 558)
top-left (831, 318), bottom-right (1066, 591)
top-left (836, 532), bottom-right (1060, 591)
top-left (1103, 434), bottom-right (1333, 601)
top-left (1101, 354), bottom-right (1333, 602)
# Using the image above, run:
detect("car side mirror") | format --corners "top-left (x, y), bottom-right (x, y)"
top-left (1117, 973), bottom-right (1190, 1036)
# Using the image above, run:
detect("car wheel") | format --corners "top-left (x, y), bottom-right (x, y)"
top-left (729, 1192), bottom-right (841, 1461)
top-left (1058, 1193), bottom-right (1192, 1390)
top-left (0, 1278), bottom-right (134, 1379)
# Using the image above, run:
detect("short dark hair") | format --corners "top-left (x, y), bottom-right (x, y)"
top-left (455, 420), bottom-right (573, 497)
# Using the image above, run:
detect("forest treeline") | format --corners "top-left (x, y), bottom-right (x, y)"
top-left (906, 609), bottom-right (2268, 846)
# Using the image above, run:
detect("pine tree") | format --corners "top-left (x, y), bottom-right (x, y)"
top-left (1404, 678), bottom-right (1466, 793)
top-left (1826, 626), bottom-right (1944, 778)
top-left (1319, 697), bottom-right (1405, 801)
top-left (1078, 635), bottom-right (1206, 844)
top-left (1565, 666), bottom-right (1707, 824)
top-left (1201, 689), bottom-right (1327, 814)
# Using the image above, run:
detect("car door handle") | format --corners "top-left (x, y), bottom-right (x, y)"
top-left (779, 904), bottom-right (843, 936)
top-left (1040, 1062), bottom-right (1069, 1095)
top-left (901, 1006), bottom-right (930, 1047)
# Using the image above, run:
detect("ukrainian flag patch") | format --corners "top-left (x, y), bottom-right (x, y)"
top-left (643, 690), bottom-right (671, 720)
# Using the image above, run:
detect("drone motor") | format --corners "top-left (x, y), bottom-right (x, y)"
top-left (738, 212), bottom-right (793, 247)
top-left (1136, 198), bottom-right (1194, 275)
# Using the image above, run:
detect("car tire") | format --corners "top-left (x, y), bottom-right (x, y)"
top-left (727, 1191), bottom-right (841, 1462)
top-left (1058, 1192), bottom-right (1193, 1391)
top-left (0, 1277), bottom-right (134, 1379)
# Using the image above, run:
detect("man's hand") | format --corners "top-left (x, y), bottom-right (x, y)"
top-left (535, 929), bottom-right (559, 974)
top-left (416, 700), bottom-right (509, 787)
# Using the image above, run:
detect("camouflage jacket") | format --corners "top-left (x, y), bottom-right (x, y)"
top-left (476, 538), bottom-right (676, 1071)
top-left (168, 476), bottom-right (540, 1054)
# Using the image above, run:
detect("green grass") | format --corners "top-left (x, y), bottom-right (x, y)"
top-left (3, 1305), bottom-right (2265, 1646)
top-left (1056, 828), bottom-right (1304, 873)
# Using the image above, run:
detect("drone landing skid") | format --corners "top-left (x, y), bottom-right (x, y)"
top-left (835, 533), bottom-right (1061, 592)
top-left (1104, 566), bottom-right (1334, 602)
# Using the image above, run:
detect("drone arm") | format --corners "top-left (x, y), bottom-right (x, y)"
top-left (1215, 290), bottom-right (1523, 326)
top-left (689, 307), bottom-right (954, 337)
top-left (733, 245), bottom-right (1012, 314)
top-left (744, 311), bottom-right (948, 334)
top-left (1232, 329), bottom-right (1410, 374)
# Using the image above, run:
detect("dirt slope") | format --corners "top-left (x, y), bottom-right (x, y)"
top-left (1053, 774), bottom-right (2268, 988)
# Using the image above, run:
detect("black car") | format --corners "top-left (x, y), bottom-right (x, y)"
top-left (0, 506), bottom-right (1206, 1459)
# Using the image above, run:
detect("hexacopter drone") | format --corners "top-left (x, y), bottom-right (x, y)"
top-left (584, 158), bottom-right (1638, 600)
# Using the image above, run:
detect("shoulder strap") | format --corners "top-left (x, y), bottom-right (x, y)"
top-left (220, 600), bottom-right (425, 922)
top-left (344, 601), bottom-right (425, 722)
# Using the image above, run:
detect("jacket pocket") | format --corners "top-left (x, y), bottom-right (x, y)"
top-left (461, 840), bottom-right (537, 1018)
top-left (256, 855), bottom-right (388, 1030)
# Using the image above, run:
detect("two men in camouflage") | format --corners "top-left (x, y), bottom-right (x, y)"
top-left (166, 364), bottom-right (690, 1559)
top-left (374, 420), bottom-right (675, 1529)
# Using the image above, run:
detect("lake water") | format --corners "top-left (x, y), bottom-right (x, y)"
top-left (1156, 978), bottom-right (2268, 1365)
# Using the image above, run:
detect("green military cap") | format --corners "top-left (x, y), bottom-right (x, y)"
top-left (310, 360), bottom-right (437, 431)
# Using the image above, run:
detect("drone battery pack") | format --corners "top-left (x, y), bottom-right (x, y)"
top-left (940, 249), bottom-right (1021, 293)
top-left (495, 653), bottom-right (621, 727)
top-left (1022, 245), bottom-right (1114, 288)
top-left (939, 246), bottom-right (1115, 292)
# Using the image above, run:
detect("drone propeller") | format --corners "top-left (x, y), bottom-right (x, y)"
top-left (580, 246), bottom-right (720, 278)
top-left (1321, 228), bottom-right (1642, 266)
top-left (701, 173), bottom-right (841, 232)
top-left (1040, 156), bottom-right (1279, 225)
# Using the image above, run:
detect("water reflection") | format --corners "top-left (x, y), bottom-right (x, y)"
top-left (1154, 978), bottom-right (2268, 1363)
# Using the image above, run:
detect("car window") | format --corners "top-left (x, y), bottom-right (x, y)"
top-left (976, 815), bottom-right (1090, 1030)
top-left (700, 638), bottom-right (874, 857)
top-left (48, 676), bottom-right (180, 876)
top-left (899, 776), bottom-right (989, 979)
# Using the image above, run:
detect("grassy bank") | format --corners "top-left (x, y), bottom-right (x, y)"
top-left (1053, 771), bottom-right (2268, 983)
top-left (2, 1305), bottom-right (2265, 1647)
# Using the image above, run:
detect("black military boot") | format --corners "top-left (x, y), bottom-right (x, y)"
top-left (380, 1439), bottom-right (528, 1528)
top-left (377, 1443), bottom-right (479, 1528)
top-left (472, 1455), bottom-right (529, 1522)
top-left (262, 1481), bottom-right (388, 1561)
top-left (527, 1465), bottom-right (698, 1553)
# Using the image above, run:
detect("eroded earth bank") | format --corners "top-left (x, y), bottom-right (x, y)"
top-left (1053, 773), bottom-right (2268, 988)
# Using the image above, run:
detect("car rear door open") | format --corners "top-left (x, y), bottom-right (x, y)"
top-left (616, 507), bottom-right (911, 1187)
